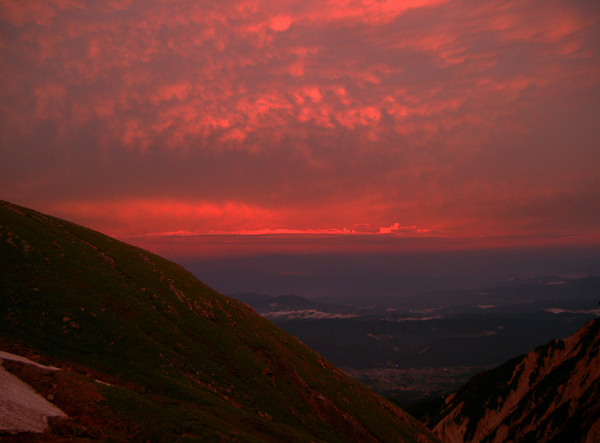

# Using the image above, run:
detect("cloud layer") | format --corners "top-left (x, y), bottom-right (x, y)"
top-left (1, 0), bottom-right (599, 255)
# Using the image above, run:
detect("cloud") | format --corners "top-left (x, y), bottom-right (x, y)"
top-left (1, 0), bottom-right (599, 257)
top-left (47, 198), bottom-right (436, 240)
top-left (262, 309), bottom-right (358, 320)
top-left (269, 15), bottom-right (293, 32)
top-left (546, 308), bottom-right (600, 316)
top-left (6, 0), bottom-right (594, 156)
top-left (396, 316), bottom-right (443, 322)
top-left (379, 224), bottom-right (431, 235)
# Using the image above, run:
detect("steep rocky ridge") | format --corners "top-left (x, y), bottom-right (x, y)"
top-left (0, 200), bottom-right (439, 442)
top-left (414, 317), bottom-right (600, 442)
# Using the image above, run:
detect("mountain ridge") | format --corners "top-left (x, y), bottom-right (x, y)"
top-left (411, 317), bottom-right (600, 442)
top-left (0, 199), bottom-right (439, 442)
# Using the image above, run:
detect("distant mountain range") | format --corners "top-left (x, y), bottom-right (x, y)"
top-left (187, 250), bottom-right (600, 310)
top-left (228, 287), bottom-right (599, 372)
top-left (230, 274), bottom-right (600, 318)
top-left (0, 200), bottom-right (438, 442)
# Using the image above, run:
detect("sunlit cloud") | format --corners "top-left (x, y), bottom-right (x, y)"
top-left (379, 223), bottom-right (432, 235)
top-left (269, 15), bottom-right (293, 32)
top-left (1, 0), bottom-right (599, 258)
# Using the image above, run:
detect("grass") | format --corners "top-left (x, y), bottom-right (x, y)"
top-left (0, 200), bottom-right (440, 443)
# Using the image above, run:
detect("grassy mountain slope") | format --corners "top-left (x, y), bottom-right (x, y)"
top-left (0, 200), bottom-right (439, 442)
top-left (411, 317), bottom-right (600, 443)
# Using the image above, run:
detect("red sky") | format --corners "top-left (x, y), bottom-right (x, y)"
top-left (1, 0), bottom-right (599, 258)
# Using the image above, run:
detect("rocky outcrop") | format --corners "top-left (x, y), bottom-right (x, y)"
top-left (421, 318), bottom-right (600, 443)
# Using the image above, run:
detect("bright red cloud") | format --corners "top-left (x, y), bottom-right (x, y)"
top-left (1, 0), bottom-right (599, 258)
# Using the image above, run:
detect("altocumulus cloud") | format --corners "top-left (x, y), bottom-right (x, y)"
top-left (1, 0), bottom-right (599, 256)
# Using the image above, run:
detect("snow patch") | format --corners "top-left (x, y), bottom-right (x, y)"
top-left (0, 352), bottom-right (67, 434)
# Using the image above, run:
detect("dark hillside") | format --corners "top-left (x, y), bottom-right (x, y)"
top-left (0, 200), bottom-right (439, 442)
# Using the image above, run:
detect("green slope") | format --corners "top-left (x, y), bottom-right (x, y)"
top-left (0, 200), bottom-right (439, 443)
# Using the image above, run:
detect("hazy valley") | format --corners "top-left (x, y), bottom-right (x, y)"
top-left (227, 277), bottom-right (600, 402)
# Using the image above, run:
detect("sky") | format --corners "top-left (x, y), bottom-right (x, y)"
top-left (1, 0), bottom-right (600, 263)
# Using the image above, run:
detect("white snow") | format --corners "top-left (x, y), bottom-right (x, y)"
top-left (0, 351), bottom-right (67, 434)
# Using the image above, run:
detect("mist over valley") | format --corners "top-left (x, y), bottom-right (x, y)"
top-left (223, 273), bottom-right (600, 402)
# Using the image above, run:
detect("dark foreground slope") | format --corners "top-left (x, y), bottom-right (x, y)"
top-left (0, 200), bottom-right (439, 443)
top-left (412, 317), bottom-right (600, 443)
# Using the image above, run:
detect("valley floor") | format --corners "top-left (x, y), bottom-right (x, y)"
top-left (344, 366), bottom-right (489, 403)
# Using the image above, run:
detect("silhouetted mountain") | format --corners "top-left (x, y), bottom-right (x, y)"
top-left (0, 200), bottom-right (439, 442)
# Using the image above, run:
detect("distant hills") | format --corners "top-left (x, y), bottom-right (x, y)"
top-left (229, 275), bottom-right (600, 319)
top-left (0, 200), bottom-right (439, 442)
top-left (228, 288), bottom-right (599, 373)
